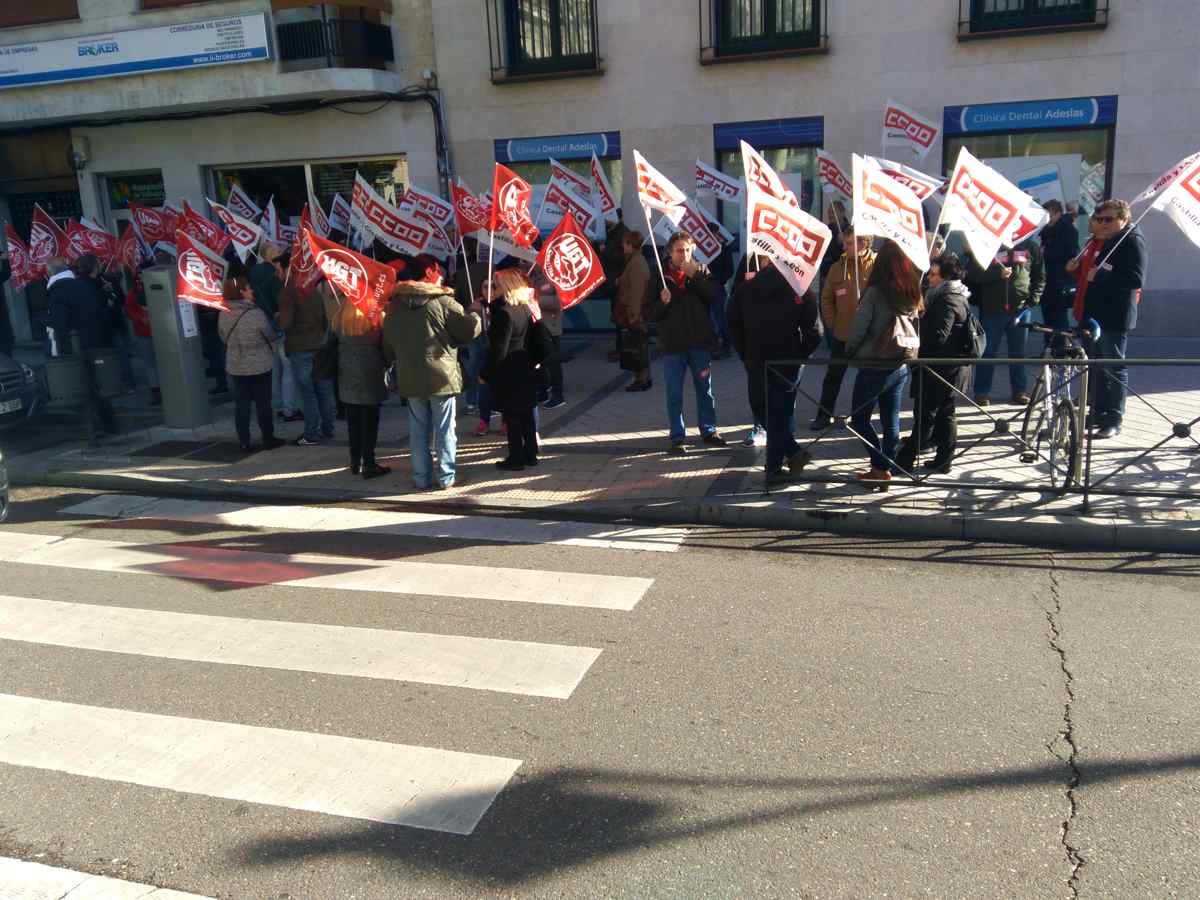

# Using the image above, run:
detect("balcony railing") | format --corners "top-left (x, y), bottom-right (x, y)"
top-left (485, 0), bottom-right (602, 84)
top-left (699, 0), bottom-right (828, 64)
top-left (959, 0), bottom-right (1108, 39)
top-left (276, 17), bottom-right (394, 69)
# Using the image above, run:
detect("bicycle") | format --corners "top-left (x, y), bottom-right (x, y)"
top-left (1017, 320), bottom-right (1099, 493)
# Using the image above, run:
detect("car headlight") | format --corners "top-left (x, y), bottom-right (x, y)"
top-left (18, 363), bottom-right (35, 384)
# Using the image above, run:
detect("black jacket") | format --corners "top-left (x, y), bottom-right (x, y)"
top-left (484, 300), bottom-right (538, 414)
top-left (645, 266), bottom-right (719, 354)
top-left (1083, 226), bottom-right (1147, 334)
top-left (1040, 216), bottom-right (1079, 286)
top-left (48, 272), bottom-right (111, 352)
top-left (912, 279), bottom-right (972, 400)
top-left (727, 264), bottom-right (823, 378)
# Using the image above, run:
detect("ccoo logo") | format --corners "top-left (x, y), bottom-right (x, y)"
top-left (885, 108), bottom-right (937, 149)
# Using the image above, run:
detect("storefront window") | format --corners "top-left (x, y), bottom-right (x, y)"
top-left (105, 171), bottom-right (165, 210)
top-left (213, 165), bottom-right (308, 223)
top-left (312, 157), bottom-right (408, 213)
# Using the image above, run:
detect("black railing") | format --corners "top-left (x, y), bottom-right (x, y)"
top-left (485, 0), bottom-right (601, 82)
top-left (277, 18), bottom-right (394, 68)
top-left (959, 0), bottom-right (1108, 38)
top-left (699, 0), bottom-right (828, 63)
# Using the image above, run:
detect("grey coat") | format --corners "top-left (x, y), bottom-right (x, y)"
top-left (845, 286), bottom-right (917, 370)
top-left (336, 328), bottom-right (388, 406)
top-left (219, 300), bottom-right (276, 377)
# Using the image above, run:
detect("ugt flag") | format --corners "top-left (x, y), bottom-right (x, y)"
top-left (181, 199), bottom-right (231, 255)
top-left (304, 228), bottom-right (397, 320)
top-left (113, 221), bottom-right (149, 275)
top-left (29, 204), bottom-right (70, 275)
top-left (452, 181), bottom-right (491, 237)
top-left (746, 182), bottom-right (832, 297)
top-left (882, 99), bottom-right (940, 161)
top-left (1151, 153), bottom-right (1200, 248)
top-left (175, 231), bottom-right (230, 312)
top-left (535, 210), bottom-right (606, 310)
top-left (129, 203), bottom-right (171, 246)
top-left (490, 163), bottom-right (539, 248)
top-left (941, 147), bottom-right (1036, 266)
top-left (4, 224), bottom-right (37, 291)
top-left (286, 207), bottom-right (324, 291)
top-left (852, 154), bottom-right (929, 272)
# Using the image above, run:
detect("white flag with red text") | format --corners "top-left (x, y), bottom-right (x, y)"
top-left (175, 231), bottom-right (230, 311)
top-left (1135, 151), bottom-right (1200, 205)
top-left (882, 99), bottom-right (940, 161)
top-left (669, 199), bottom-right (724, 266)
top-left (816, 150), bottom-right (853, 204)
top-left (209, 199), bottom-right (264, 263)
top-left (328, 193), bottom-right (352, 234)
top-left (549, 158), bottom-right (594, 199)
top-left (541, 181), bottom-right (603, 240)
top-left (227, 184), bottom-right (261, 221)
top-left (864, 155), bottom-right (945, 201)
top-left (1151, 152), bottom-right (1200, 248)
top-left (746, 182), bottom-right (832, 296)
top-left (696, 159), bottom-right (743, 205)
top-left (941, 147), bottom-right (1037, 266)
top-left (351, 173), bottom-right (432, 255)
top-left (590, 153), bottom-right (619, 224)
top-left (307, 192), bottom-right (331, 238)
top-left (535, 210), bottom-right (605, 310)
top-left (852, 154), bottom-right (929, 272)
top-left (633, 150), bottom-right (687, 215)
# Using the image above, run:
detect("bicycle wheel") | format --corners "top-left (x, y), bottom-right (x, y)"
top-left (1019, 373), bottom-right (1048, 463)
top-left (1047, 398), bottom-right (1079, 493)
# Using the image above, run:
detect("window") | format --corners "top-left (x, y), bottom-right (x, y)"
top-left (0, 0), bottom-right (78, 28)
top-left (488, 0), bottom-right (599, 80)
top-left (105, 172), bottom-right (166, 211)
top-left (964, 0), bottom-right (1107, 36)
top-left (715, 147), bottom-right (820, 237)
top-left (717, 0), bottom-right (821, 54)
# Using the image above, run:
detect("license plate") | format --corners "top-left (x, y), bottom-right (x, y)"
top-left (0, 398), bottom-right (22, 415)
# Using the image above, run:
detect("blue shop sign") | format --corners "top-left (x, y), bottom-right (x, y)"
top-left (944, 95), bottom-right (1118, 135)
top-left (714, 116), bottom-right (824, 151)
top-left (495, 131), bottom-right (621, 163)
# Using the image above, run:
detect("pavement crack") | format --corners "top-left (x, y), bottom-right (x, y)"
top-left (1045, 558), bottom-right (1084, 898)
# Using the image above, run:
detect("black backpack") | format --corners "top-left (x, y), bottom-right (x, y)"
top-left (960, 306), bottom-right (987, 359)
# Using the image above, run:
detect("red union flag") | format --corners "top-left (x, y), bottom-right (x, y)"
top-left (490, 163), bottom-right (539, 247)
top-left (4, 224), bottom-right (37, 290)
top-left (67, 219), bottom-right (116, 263)
top-left (452, 181), bottom-right (490, 236)
top-left (696, 158), bottom-right (743, 205)
top-left (1151, 153), bottom-right (1200, 248)
top-left (852, 154), bottom-right (929, 272)
top-left (209, 199), bottom-right (264, 263)
top-left (740, 141), bottom-right (799, 208)
top-left (305, 228), bottom-right (397, 319)
top-left (351, 173), bottom-right (431, 255)
top-left (633, 150), bottom-right (687, 215)
top-left (883, 99), bottom-right (940, 161)
top-left (181, 199), bottom-right (230, 254)
top-left (535, 211), bottom-right (605, 310)
top-left (815, 150), bottom-right (853, 203)
top-left (113, 222), bottom-right (148, 274)
top-left (591, 153), bottom-right (619, 224)
top-left (747, 184), bottom-right (832, 296)
top-left (227, 184), bottom-right (261, 221)
top-left (865, 155), bottom-right (945, 201)
top-left (942, 147), bottom-right (1032, 265)
top-left (129, 203), bottom-right (170, 245)
top-left (286, 208), bottom-right (324, 291)
top-left (29, 204), bottom-right (69, 274)
top-left (175, 230), bottom-right (230, 312)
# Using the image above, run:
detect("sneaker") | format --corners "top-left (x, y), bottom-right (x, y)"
top-left (741, 427), bottom-right (766, 448)
top-left (281, 411), bottom-right (304, 423)
top-left (701, 432), bottom-right (728, 448)
top-left (667, 441), bottom-right (688, 456)
top-left (474, 420), bottom-right (489, 437)
top-left (1093, 424), bottom-right (1121, 440)
top-left (542, 396), bottom-right (566, 410)
top-left (464, 404), bottom-right (479, 416)
top-left (293, 435), bottom-right (321, 446)
top-left (974, 396), bottom-right (991, 408)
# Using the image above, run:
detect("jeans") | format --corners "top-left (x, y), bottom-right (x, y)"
top-left (974, 312), bottom-right (1029, 398)
top-left (505, 411), bottom-right (539, 463)
top-left (1090, 331), bottom-right (1129, 427)
top-left (663, 349), bottom-right (717, 443)
top-left (744, 365), bottom-right (767, 433)
top-left (463, 335), bottom-right (489, 408)
top-left (272, 341), bottom-right (296, 414)
top-left (232, 371), bottom-right (274, 448)
top-left (850, 366), bottom-right (909, 471)
top-left (345, 403), bottom-right (381, 469)
top-left (765, 368), bottom-right (802, 472)
top-left (408, 395), bottom-right (457, 488)
top-left (289, 350), bottom-right (336, 440)
top-left (817, 337), bottom-right (849, 419)
top-left (709, 286), bottom-right (729, 349)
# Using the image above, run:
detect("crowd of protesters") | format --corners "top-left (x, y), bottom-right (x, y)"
top-left (29, 191), bottom-right (1145, 488)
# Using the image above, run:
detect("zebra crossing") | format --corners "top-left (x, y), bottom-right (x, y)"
top-left (0, 499), bottom-right (671, 844)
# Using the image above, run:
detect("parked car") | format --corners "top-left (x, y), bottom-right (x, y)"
top-left (0, 352), bottom-right (42, 431)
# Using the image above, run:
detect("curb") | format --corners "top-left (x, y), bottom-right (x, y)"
top-left (17, 467), bottom-right (1200, 555)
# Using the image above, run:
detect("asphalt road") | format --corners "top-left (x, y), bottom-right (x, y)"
top-left (0, 486), bottom-right (1196, 899)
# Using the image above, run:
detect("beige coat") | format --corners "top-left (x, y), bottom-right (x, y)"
top-left (820, 250), bottom-right (876, 342)
top-left (614, 252), bottom-right (650, 328)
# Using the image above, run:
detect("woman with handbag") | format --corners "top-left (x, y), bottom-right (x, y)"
top-left (331, 299), bottom-right (390, 479)
top-left (484, 268), bottom-right (542, 471)
top-left (844, 241), bottom-right (923, 487)
top-left (218, 276), bottom-right (285, 453)
top-left (614, 229), bottom-right (652, 391)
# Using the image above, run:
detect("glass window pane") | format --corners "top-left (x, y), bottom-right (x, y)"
top-left (715, 146), bottom-right (819, 236)
top-left (214, 165), bottom-right (308, 223)
top-left (560, 0), bottom-right (593, 56)
top-left (728, 0), bottom-right (764, 39)
top-left (311, 157), bottom-right (409, 214)
top-left (106, 172), bottom-right (165, 210)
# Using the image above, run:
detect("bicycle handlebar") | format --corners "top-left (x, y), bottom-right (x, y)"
top-left (1019, 321), bottom-right (1098, 341)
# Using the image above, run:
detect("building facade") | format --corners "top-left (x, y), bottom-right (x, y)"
top-left (2, 0), bottom-right (1198, 339)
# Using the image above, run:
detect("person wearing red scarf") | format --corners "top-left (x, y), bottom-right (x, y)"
top-left (645, 233), bottom-right (728, 455)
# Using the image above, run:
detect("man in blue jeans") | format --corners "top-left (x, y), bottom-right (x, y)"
top-left (967, 238), bottom-right (1045, 406)
top-left (645, 233), bottom-right (728, 455)
top-left (278, 275), bottom-right (335, 445)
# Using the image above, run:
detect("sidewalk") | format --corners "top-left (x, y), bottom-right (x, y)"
top-left (10, 335), bottom-right (1200, 552)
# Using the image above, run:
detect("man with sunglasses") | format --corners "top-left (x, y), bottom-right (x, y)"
top-left (1076, 199), bottom-right (1147, 439)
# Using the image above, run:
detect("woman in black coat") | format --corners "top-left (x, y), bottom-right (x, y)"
top-left (483, 268), bottom-right (539, 471)
top-left (896, 253), bottom-right (972, 474)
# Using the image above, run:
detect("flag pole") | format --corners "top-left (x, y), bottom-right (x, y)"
top-left (831, 202), bottom-right (858, 296)
top-left (459, 236), bottom-right (476, 305)
top-left (642, 203), bottom-right (668, 292)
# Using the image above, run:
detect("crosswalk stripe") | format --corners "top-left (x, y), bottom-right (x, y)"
top-left (0, 694), bottom-right (521, 835)
top-left (61, 495), bottom-right (689, 553)
top-left (0, 855), bottom-right (214, 899)
top-left (0, 595), bottom-right (601, 699)
top-left (0, 531), bottom-right (653, 611)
